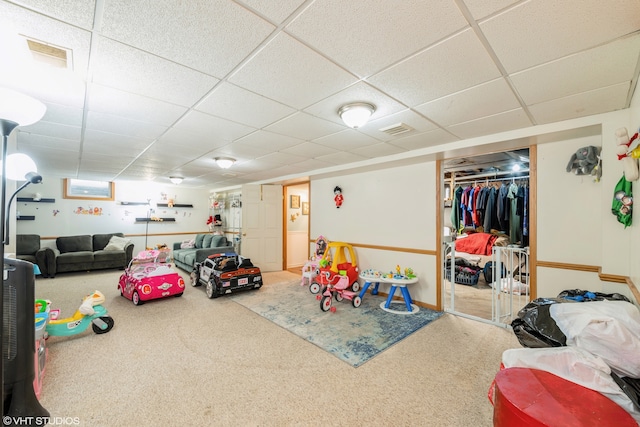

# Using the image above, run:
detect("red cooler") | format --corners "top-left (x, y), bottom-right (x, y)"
top-left (492, 367), bottom-right (636, 426)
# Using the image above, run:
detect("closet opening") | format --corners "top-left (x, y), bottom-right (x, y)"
top-left (442, 149), bottom-right (532, 326)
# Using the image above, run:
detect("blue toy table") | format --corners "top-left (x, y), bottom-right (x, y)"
top-left (359, 273), bottom-right (419, 313)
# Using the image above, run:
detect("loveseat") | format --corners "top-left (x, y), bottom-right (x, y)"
top-left (16, 234), bottom-right (55, 277)
top-left (172, 233), bottom-right (234, 272)
top-left (50, 233), bottom-right (134, 277)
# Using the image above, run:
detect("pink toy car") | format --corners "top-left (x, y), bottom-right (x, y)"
top-left (118, 249), bottom-right (185, 305)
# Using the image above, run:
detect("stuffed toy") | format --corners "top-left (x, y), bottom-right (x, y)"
top-left (78, 290), bottom-right (106, 316)
top-left (615, 127), bottom-right (639, 181)
top-left (566, 145), bottom-right (602, 180)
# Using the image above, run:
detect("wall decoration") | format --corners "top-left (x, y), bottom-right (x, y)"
top-left (302, 202), bottom-right (309, 215)
top-left (64, 178), bottom-right (114, 200)
top-left (333, 186), bottom-right (343, 208)
top-left (74, 206), bottom-right (103, 216)
top-left (290, 194), bottom-right (300, 209)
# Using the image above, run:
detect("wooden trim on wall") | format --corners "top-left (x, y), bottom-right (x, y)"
top-left (537, 259), bottom-right (640, 303)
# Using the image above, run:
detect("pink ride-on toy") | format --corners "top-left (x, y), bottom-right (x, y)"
top-left (318, 273), bottom-right (362, 312)
top-left (301, 235), bottom-right (328, 288)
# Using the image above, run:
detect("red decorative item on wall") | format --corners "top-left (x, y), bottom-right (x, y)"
top-left (334, 186), bottom-right (343, 208)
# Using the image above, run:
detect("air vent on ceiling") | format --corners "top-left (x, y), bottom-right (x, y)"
top-left (379, 122), bottom-right (414, 136)
top-left (222, 173), bottom-right (237, 177)
top-left (26, 38), bottom-right (71, 69)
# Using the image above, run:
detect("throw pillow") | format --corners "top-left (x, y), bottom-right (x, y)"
top-left (103, 235), bottom-right (131, 251)
top-left (180, 239), bottom-right (195, 249)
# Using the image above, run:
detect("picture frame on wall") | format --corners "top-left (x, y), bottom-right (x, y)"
top-left (302, 202), bottom-right (309, 215)
top-left (290, 194), bottom-right (300, 209)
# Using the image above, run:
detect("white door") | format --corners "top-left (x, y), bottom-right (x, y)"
top-left (241, 184), bottom-right (283, 272)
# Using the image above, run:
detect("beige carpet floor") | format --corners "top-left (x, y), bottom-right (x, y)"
top-left (33, 268), bottom-right (521, 427)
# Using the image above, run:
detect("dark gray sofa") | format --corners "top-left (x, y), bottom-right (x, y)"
top-left (172, 233), bottom-right (234, 272)
top-left (16, 234), bottom-right (55, 277)
top-left (50, 233), bottom-right (134, 277)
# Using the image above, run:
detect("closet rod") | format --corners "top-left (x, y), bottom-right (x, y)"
top-left (455, 175), bottom-right (529, 185)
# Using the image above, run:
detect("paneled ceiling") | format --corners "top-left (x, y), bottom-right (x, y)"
top-left (1, 0), bottom-right (639, 189)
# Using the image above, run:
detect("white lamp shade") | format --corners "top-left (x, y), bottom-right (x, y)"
top-left (338, 103), bottom-right (375, 129)
top-left (215, 157), bottom-right (235, 169)
top-left (169, 176), bottom-right (183, 184)
top-left (1, 153), bottom-right (38, 180)
top-left (0, 87), bottom-right (46, 126)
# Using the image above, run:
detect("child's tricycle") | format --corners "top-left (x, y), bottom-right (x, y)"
top-left (318, 274), bottom-right (362, 312)
top-left (46, 290), bottom-right (114, 337)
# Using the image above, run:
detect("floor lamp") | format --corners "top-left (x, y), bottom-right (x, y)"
top-left (0, 87), bottom-right (47, 418)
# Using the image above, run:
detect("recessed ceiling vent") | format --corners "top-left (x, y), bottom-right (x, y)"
top-left (222, 173), bottom-right (237, 177)
top-left (379, 122), bottom-right (414, 136)
top-left (25, 38), bottom-right (71, 70)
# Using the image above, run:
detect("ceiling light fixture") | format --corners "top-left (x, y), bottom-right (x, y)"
top-left (338, 102), bottom-right (376, 129)
top-left (512, 163), bottom-right (521, 172)
top-left (169, 176), bottom-right (183, 185)
top-left (214, 157), bottom-right (235, 169)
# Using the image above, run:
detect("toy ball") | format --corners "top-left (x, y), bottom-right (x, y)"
top-left (330, 306), bottom-right (337, 313)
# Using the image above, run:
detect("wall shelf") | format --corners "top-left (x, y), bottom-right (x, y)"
top-left (17, 216), bottom-right (36, 220)
top-left (120, 201), bottom-right (193, 208)
top-left (17, 197), bottom-right (55, 203)
top-left (135, 217), bottom-right (176, 222)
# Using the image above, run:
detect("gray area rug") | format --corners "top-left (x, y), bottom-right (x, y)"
top-left (230, 280), bottom-right (444, 367)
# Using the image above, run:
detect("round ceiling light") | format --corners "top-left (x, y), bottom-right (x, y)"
top-left (338, 102), bottom-right (376, 129)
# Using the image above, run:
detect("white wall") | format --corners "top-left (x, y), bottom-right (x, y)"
top-left (537, 134), bottom-right (602, 265)
top-left (311, 162), bottom-right (439, 305)
top-left (15, 178), bottom-right (211, 251)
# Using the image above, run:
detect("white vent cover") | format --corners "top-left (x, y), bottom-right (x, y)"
top-left (379, 122), bottom-right (414, 136)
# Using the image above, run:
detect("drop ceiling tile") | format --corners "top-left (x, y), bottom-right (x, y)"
top-left (196, 83), bottom-right (296, 129)
top-left (100, 0), bottom-right (274, 77)
top-left (209, 141), bottom-right (271, 159)
top-left (290, 158), bottom-right (335, 172)
top-left (480, 0), bottom-right (640, 73)
top-left (528, 83), bottom-right (631, 125)
top-left (82, 129), bottom-right (152, 154)
top-left (86, 111), bottom-right (168, 140)
top-left (511, 34), bottom-right (640, 105)
top-left (255, 151), bottom-right (307, 166)
top-left (234, 130), bottom-right (304, 151)
top-left (359, 109), bottom-right (439, 142)
top-left (313, 129), bottom-right (381, 151)
top-left (447, 108), bottom-right (533, 139)
top-left (11, 0), bottom-right (95, 29)
top-left (0, 1), bottom-right (92, 79)
top-left (229, 32), bottom-right (357, 109)
top-left (17, 121), bottom-right (82, 142)
top-left (280, 142), bottom-right (339, 158)
top-left (16, 133), bottom-right (80, 152)
top-left (238, 0), bottom-right (307, 24)
top-left (265, 112), bottom-right (344, 141)
top-left (368, 29), bottom-right (502, 106)
top-left (286, 0), bottom-right (468, 77)
top-left (304, 82), bottom-right (407, 126)
top-left (91, 37), bottom-right (219, 106)
top-left (462, 0), bottom-right (519, 20)
top-left (415, 78), bottom-right (521, 127)
top-left (88, 84), bottom-right (188, 126)
top-left (315, 151), bottom-right (368, 166)
top-left (349, 142), bottom-right (407, 159)
top-left (36, 103), bottom-right (83, 127)
top-left (174, 111), bottom-right (256, 144)
top-left (388, 129), bottom-right (459, 151)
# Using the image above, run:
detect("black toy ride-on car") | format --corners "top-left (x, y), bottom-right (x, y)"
top-left (190, 252), bottom-right (262, 299)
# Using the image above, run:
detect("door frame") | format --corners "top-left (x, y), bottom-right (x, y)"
top-left (282, 181), bottom-right (310, 271)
